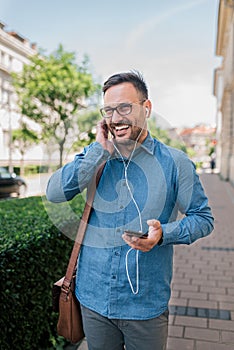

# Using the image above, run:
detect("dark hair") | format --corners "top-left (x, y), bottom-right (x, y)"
top-left (102, 70), bottom-right (148, 99)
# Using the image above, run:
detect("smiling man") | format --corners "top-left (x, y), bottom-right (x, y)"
top-left (46, 70), bottom-right (214, 350)
top-left (97, 73), bottom-right (151, 155)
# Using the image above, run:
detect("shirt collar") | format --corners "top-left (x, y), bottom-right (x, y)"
top-left (140, 132), bottom-right (155, 155)
top-left (112, 132), bottom-right (155, 161)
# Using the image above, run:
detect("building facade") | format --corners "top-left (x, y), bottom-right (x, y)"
top-left (0, 21), bottom-right (38, 171)
top-left (179, 124), bottom-right (216, 170)
top-left (214, 0), bottom-right (234, 185)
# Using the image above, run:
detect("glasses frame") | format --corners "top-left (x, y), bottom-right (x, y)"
top-left (100, 100), bottom-right (146, 119)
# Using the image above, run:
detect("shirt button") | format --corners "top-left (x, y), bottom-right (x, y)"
top-left (120, 205), bottom-right (124, 209)
top-left (115, 251), bottom-right (120, 256)
top-left (112, 275), bottom-right (116, 279)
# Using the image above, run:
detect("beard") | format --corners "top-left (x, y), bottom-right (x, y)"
top-left (109, 118), bottom-right (145, 144)
top-left (114, 127), bottom-right (143, 146)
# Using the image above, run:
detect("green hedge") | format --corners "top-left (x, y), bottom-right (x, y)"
top-left (13, 165), bottom-right (58, 176)
top-left (0, 195), bottom-right (85, 350)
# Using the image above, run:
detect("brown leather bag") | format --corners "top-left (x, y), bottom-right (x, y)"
top-left (52, 163), bottom-right (105, 344)
top-left (54, 275), bottom-right (84, 343)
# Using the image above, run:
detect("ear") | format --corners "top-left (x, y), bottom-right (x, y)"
top-left (145, 100), bottom-right (152, 118)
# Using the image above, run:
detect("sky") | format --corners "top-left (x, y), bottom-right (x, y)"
top-left (0, 0), bottom-right (221, 128)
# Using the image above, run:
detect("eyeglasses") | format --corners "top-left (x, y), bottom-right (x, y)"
top-left (100, 100), bottom-right (146, 118)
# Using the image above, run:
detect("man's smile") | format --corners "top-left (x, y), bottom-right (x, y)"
top-left (109, 121), bottom-right (133, 137)
top-left (114, 124), bottom-right (130, 131)
top-left (113, 124), bottom-right (131, 138)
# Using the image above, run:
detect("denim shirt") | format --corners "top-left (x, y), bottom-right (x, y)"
top-left (46, 133), bottom-right (214, 320)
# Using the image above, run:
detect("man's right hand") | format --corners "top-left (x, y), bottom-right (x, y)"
top-left (96, 120), bottom-right (114, 154)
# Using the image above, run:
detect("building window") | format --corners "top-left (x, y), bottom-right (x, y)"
top-left (12, 58), bottom-right (23, 72)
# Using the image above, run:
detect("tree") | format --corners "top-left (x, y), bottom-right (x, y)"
top-left (12, 122), bottom-right (39, 176)
top-left (11, 45), bottom-right (99, 168)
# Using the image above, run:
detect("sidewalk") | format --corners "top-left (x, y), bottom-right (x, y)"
top-left (76, 173), bottom-right (234, 350)
top-left (168, 173), bottom-right (234, 350)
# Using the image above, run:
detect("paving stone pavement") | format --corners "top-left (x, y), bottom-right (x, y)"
top-left (168, 173), bottom-right (234, 350)
top-left (76, 173), bottom-right (234, 350)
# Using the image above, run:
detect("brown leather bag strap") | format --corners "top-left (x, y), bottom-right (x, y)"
top-left (62, 162), bottom-right (106, 291)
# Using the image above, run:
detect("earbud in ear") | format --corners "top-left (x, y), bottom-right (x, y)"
top-left (145, 108), bottom-right (149, 117)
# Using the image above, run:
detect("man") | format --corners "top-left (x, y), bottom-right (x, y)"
top-left (47, 71), bottom-right (214, 350)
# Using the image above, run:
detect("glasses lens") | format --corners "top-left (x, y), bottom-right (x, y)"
top-left (101, 107), bottom-right (113, 118)
top-left (100, 103), bottom-right (133, 118)
top-left (117, 103), bottom-right (132, 116)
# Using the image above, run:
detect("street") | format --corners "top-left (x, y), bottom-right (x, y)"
top-left (23, 173), bottom-right (51, 197)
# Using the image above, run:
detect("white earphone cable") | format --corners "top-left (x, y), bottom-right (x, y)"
top-left (112, 120), bottom-right (146, 294)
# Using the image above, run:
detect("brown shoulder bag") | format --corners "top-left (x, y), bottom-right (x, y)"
top-left (52, 163), bottom-right (105, 344)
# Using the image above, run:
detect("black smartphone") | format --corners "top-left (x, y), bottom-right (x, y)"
top-left (124, 230), bottom-right (148, 239)
top-left (101, 118), bottom-right (115, 139)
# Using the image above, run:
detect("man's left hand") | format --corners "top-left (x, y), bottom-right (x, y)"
top-left (122, 219), bottom-right (163, 252)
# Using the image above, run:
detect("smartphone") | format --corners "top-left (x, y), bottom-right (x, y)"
top-left (124, 230), bottom-right (148, 239)
top-left (102, 119), bottom-right (115, 139)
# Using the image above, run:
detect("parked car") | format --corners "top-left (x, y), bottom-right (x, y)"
top-left (0, 167), bottom-right (27, 198)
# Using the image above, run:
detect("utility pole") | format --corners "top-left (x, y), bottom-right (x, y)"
top-left (7, 93), bottom-right (14, 173)
top-left (8, 108), bottom-right (13, 173)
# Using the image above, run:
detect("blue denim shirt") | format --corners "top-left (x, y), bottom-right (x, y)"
top-left (46, 133), bottom-right (214, 320)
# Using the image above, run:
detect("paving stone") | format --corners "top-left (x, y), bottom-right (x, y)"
top-left (219, 309), bottom-right (231, 320)
top-left (171, 277), bottom-right (192, 285)
top-left (200, 286), bottom-right (226, 294)
top-left (175, 306), bottom-right (187, 315)
top-left (172, 283), bottom-right (199, 292)
top-left (209, 319), bottom-right (234, 331)
top-left (168, 325), bottom-right (184, 337)
top-left (197, 308), bottom-right (208, 318)
top-left (186, 307), bottom-right (197, 317)
top-left (207, 308), bottom-right (219, 319)
top-left (221, 331), bottom-right (234, 343)
top-left (227, 288), bottom-right (234, 295)
top-left (184, 327), bottom-right (219, 341)
top-left (171, 290), bottom-right (180, 298)
top-left (219, 301), bottom-right (234, 311)
top-left (184, 272), bottom-right (209, 280)
top-left (188, 299), bottom-right (218, 309)
top-left (169, 297), bottom-right (188, 307)
top-left (209, 294), bottom-right (234, 302)
top-left (218, 281), bottom-right (234, 289)
top-left (181, 291), bottom-right (208, 300)
top-left (208, 274), bottom-right (233, 282)
top-left (192, 279), bottom-right (216, 287)
top-left (196, 341), bottom-right (234, 350)
top-left (166, 337), bottom-right (194, 350)
top-left (174, 315), bottom-right (207, 328)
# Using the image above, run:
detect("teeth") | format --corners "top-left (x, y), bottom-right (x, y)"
top-left (115, 125), bottom-right (129, 131)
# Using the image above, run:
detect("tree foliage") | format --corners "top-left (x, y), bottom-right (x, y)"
top-left (11, 45), bottom-right (99, 167)
top-left (12, 123), bottom-right (38, 150)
